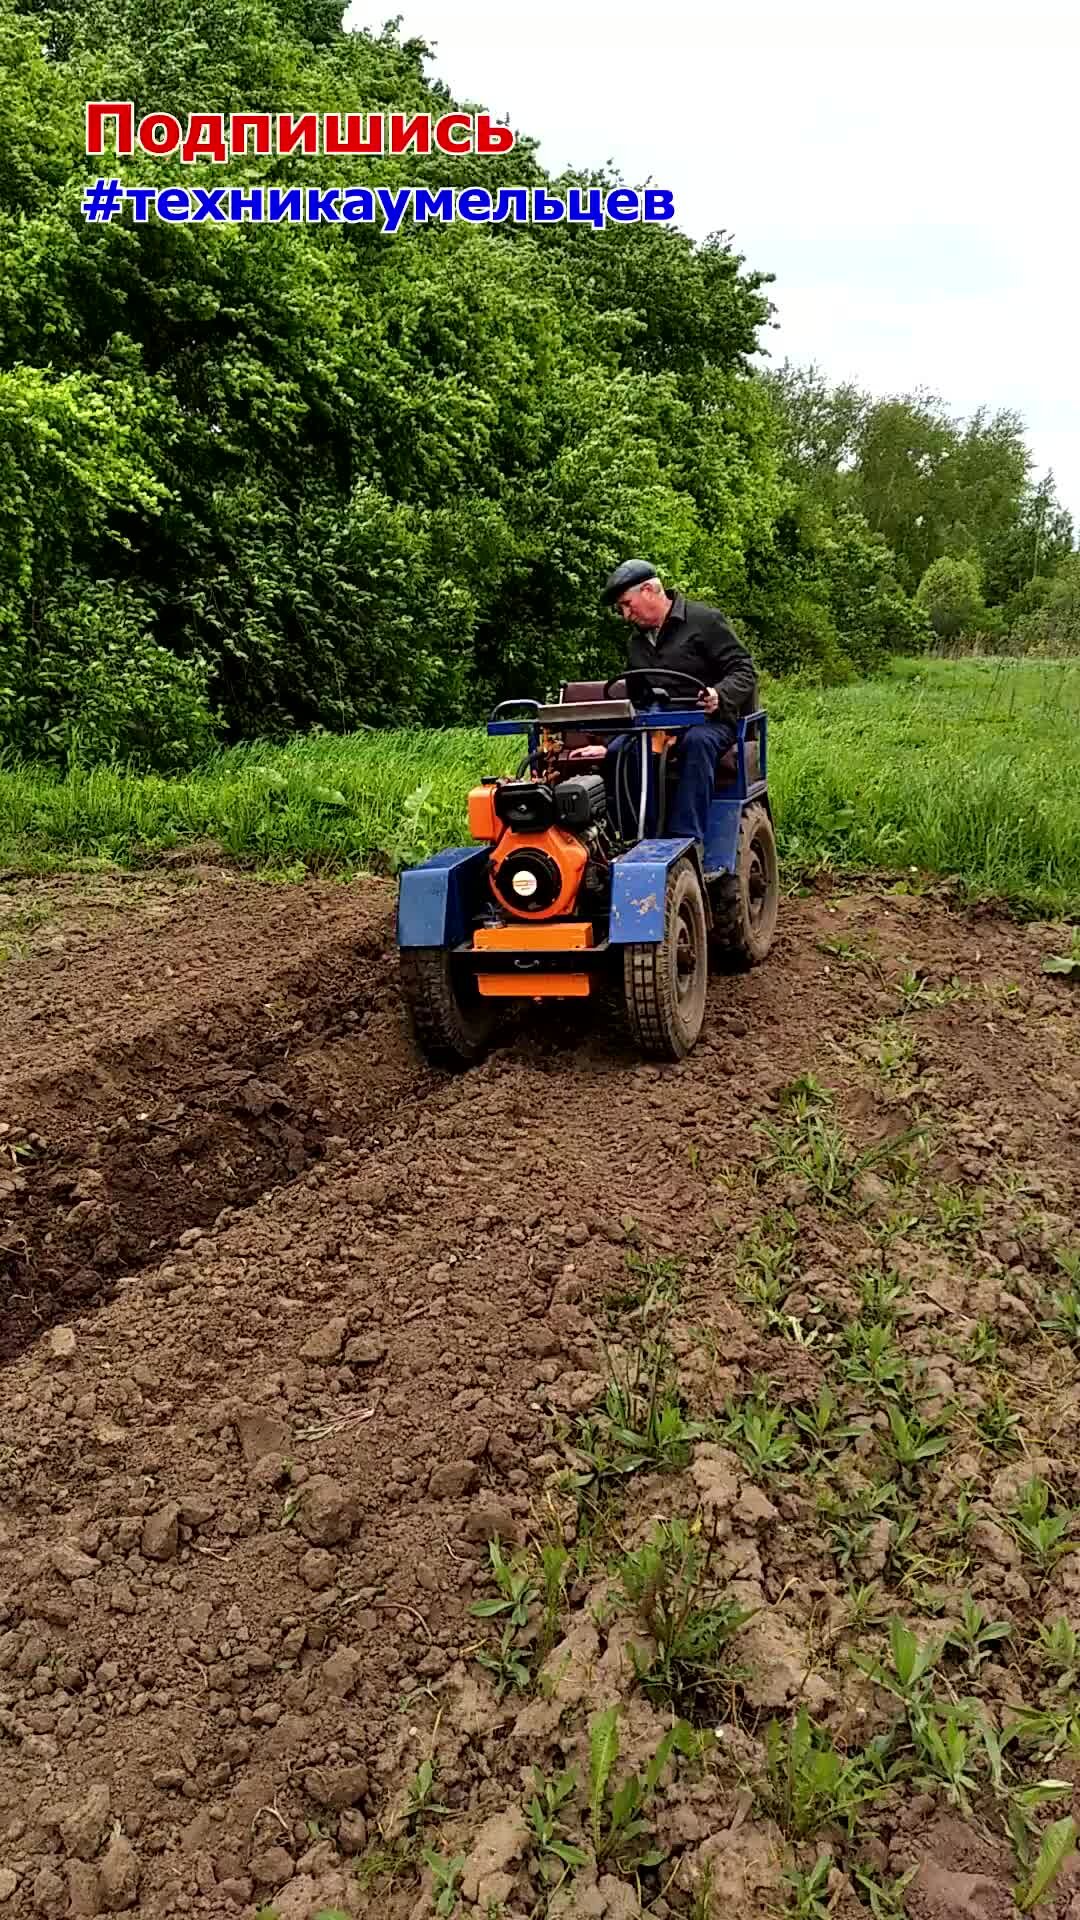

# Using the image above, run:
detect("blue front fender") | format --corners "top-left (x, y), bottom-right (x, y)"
top-left (397, 845), bottom-right (490, 949)
top-left (608, 838), bottom-right (701, 944)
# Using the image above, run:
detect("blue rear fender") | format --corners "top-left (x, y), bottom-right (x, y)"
top-left (702, 797), bottom-right (743, 879)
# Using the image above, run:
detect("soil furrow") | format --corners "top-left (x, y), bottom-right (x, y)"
top-left (0, 871), bottom-right (1077, 1920)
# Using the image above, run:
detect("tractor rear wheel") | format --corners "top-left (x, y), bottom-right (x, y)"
top-left (709, 802), bottom-right (779, 967)
top-left (399, 948), bottom-right (497, 1069)
top-left (623, 856), bottom-right (708, 1060)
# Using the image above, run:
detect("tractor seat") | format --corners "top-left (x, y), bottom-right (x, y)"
top-left (553, 680), bottom-right (621, 755)
top-left (716, 733), bottom-right (762, 787)
top-left (561, 680), bottom-right (614, 703)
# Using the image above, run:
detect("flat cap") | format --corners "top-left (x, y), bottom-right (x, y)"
top-left (601, 558), bottom-right (657, 606)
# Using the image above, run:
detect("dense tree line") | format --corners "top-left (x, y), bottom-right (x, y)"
top-left (764, 364), bottom-right (1077, 653)
top-left (1, 0), bottom-right (1074, 768)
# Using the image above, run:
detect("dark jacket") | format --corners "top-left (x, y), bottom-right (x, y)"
top-left (627, 592), bottom-right (757, 726)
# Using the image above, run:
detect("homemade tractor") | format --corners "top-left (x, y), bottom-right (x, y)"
top-left (396, 671), bottom-right (778, 1066)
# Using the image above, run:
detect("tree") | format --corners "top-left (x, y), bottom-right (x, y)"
top-left (760, 361), bottom-right (866, 503)
top-left (982, 476), bottom-right (1075, 603)
top-left (0, 0), bottom-right (810, 759)
top-left (915, 556), bottom-right (984, 641)
top-left (765, 362), bottom-right (1066, 649)
top-left (755, 368), bottom-right (929, 674)
top-left (0, 0), bottom-right (1014, 765)
top-left (1013, 555), bottom-right (1080, 657)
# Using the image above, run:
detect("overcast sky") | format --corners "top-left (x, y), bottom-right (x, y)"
top-left (343, 0), bottom-right (1080, 527)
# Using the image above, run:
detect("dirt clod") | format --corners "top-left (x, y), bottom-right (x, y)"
top-left (216, 1878), bottom-right (251, 1908)
top-left (739, 1611), bottom-right (832, 1711)
top-left (429, 1460), bottom-right (480, 1499)
top-left (338, 1809), bottom-right (367, 1853)
top-left (59, 1783), bottom-right (111, 1860)
top-left (235, 1409), bottom-right (291, 1465)
top-left (345, 1335), bottom-right (387, 1366)
top-left (911, 1861), bottom-right (1014, 1920)
top-left (64, 1865), bottom-right (99, 1919)
top-left (463, 1498), bottom-right (518, 1543)
top-left (461, 1810), bottom-right (530, 1904)
top-left (299, 1317), bottom-right (349, 1363)
top-left (303, 1763), bottom-right (368, 1809)
top-left (296, 1474), bottom-right (359, 1545)
top-left (249, 1846), bottom-right (295, 1889)
top-left (51, 1542), bottom-right (99, 1583)
top-left (689, 1443), bottom-right (741, 1517)
top-left (140, 1504), bottom-right (180, 1562)
top-left (683, 1820), bottom-right (786, 1914)
top-left (298, 1548), bottom-right (337, 1591)
top-left (321, 1646), bottom-right (362, 1697)
top-left (970, 1517), bottom-right (1020, 1569)
top-left (97, 1833), bottom-right (139, 1913)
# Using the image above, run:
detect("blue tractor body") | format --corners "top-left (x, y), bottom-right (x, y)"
top-left (397, 676), bottom-right (778, 1065)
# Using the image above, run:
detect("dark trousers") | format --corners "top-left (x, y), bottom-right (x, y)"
top-left (605, 723), bottom-right (736, 841)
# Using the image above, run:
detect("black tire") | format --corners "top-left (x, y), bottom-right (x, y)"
top-left (710, 802), bottom-right (779, 967)
top-left (399, 948), bottom-right (498, 1069)
top-left (623, 856), bottom-right (708, 1059)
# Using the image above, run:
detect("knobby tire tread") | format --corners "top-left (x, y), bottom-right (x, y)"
top-left (710, 802), bottom-right (778, 968)
top-left (623, 857), bottom-right (707, 1060)
top-left (399, 948), bottom-right (495, 1070)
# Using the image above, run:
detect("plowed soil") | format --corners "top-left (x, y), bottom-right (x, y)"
top-left (1, 865), bottom-right (1079, 1920)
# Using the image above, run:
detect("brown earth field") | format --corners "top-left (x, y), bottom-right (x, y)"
top-left (1, 863), bottom-right (1080, 1920)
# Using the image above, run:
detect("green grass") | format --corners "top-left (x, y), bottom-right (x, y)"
top-left (0, 727), bottom-right (522, 880)
top-left (771, 655), bottom-right (1080, 915)
top-left (2, 655), bottom-right (1078, 914)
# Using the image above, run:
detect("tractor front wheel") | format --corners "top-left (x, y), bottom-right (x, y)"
top-left (709, 802), bottom-right (779, 967)
top-left (399, 948), bottom-right (497, 1070)
top-left (623, 856), bottom-right (708, 1060)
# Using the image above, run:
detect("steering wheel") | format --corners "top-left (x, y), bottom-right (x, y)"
top-left (603, 669), bottom-right (711, 710)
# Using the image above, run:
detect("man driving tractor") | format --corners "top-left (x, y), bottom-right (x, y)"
top-left (395, 557), bottom-right (777, 1067)
top-left (596, 559), bottom-right (759, 845)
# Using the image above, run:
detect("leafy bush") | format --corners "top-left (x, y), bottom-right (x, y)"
top-left (916, 557), bottom-right (985, 640)
top-left (1, 580), bottom-right (220, 771)
top-left (739, 499), bottom-right (928, 682)
top-left (1013, 557), bottom-right (1080, 657)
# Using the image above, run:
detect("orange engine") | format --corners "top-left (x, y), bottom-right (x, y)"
top-left (488, 826), bottom-right (587, 921)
